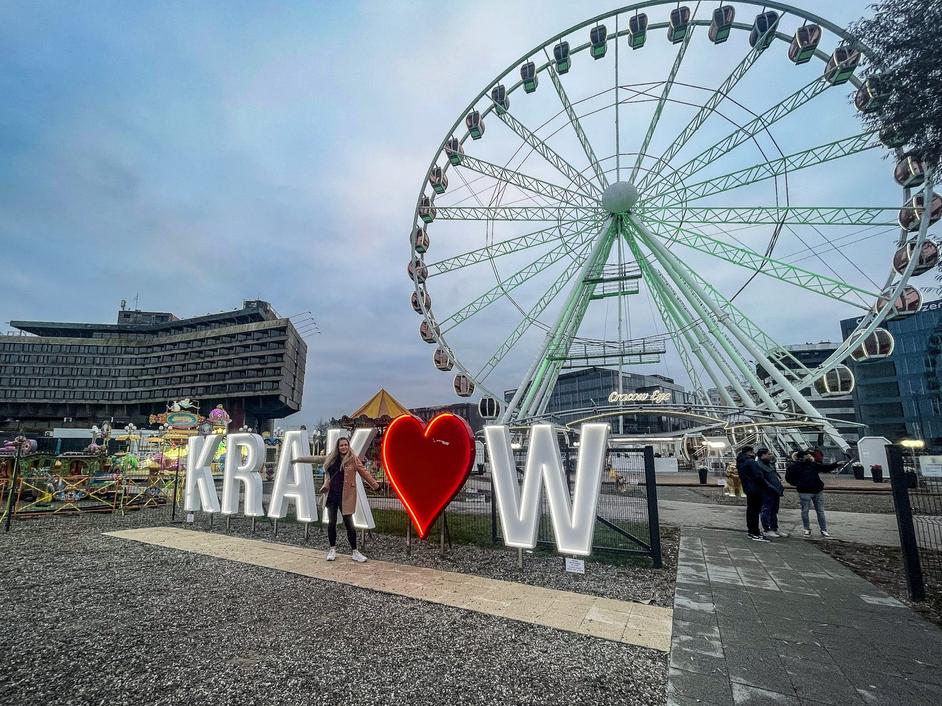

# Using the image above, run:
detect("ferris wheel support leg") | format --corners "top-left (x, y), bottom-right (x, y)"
top-left (626, 224), bottom-right (781, 415)
top-left (510, 220), bottom-right (616, 421)
top-left (628, 234), bottom-right (742, 410)
top-left (631, 215), bottom-right (849, 453)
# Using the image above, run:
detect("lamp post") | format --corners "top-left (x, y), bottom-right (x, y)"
top-left (900, 439), bottom-right (925, 472)
top-left (3, 424), bottom-right (26, 532)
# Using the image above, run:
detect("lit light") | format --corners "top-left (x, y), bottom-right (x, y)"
top-left (268, 430), bottom-right (317, 522)
top-left (901, 439), bottom-right (925, 449)
top-left (511, 442), bottom-right (522, 450)
top-left (705, 440), bottom-right (728, 449)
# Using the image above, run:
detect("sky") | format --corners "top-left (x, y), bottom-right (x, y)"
top-left (0, 0), bottom-right (893, 426)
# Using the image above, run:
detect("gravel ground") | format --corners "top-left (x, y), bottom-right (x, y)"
top-left (815, 538), bottom-right (942, 629)
top-left (0, 509), bottom-right (671, 705)
top-left (658, 484), bottom-right (897, 513)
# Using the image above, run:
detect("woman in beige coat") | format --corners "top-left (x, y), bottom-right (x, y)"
top-left (321, 436), bottom-right (379, 562)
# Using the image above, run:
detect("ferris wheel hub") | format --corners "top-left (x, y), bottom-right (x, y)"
top-left (601, 181), bottom-right (640, 214)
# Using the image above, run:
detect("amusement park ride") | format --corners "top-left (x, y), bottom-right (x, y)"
top-left (407, 1), bottom-right (939, 460)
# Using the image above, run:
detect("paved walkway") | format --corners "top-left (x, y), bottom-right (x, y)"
top-left (658, 499), bottom-right (900, 546)
top-left (668, 528), bottom-right (942, 705)
top-left (107, 527), bottom-right (672, 652)
top-left (654, 473), bottom-right (890, 493)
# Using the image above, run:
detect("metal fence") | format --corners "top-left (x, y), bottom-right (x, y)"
top-left (889, 445), bottom-right (942, 601)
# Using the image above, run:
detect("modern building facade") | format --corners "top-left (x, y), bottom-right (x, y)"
top-left (0, 300), bottom-right (306, 432)
top-left (410, 402), bottom-right (486, 434)
top-left (505, 367), bottom-right (694, 435)
top-left (756, 342), bottom-right (861, 449)
top-left (841, 298), bottom-right (942, 451)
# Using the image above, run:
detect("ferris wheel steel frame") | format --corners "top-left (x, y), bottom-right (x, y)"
top-left (408, 0), bottom-right (937, 453)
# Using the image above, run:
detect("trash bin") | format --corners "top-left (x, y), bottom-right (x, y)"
top-left (697, 467), bottom-right (709, 485)
top-left (852, 463), bottom-right (864, 480)
top-left (870, 464), bottom-right (884, 483)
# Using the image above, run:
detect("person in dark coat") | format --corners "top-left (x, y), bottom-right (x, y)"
top-left (786, 450), bottom-right (839, 538)
top-left (736, 446), bottom-right (772, 542)
top-left (756, 448), bottom-right (786, 537)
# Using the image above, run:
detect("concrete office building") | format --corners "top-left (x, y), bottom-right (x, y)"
top-left (0, 300), bottom-right (306, 432)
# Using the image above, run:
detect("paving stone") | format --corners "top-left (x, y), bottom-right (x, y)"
top-left (670, 646), bottom-right (728, 677)
top-left (731, 682), bottom-right (801, 705)
top-left (780, 656), bottom-right (864, 705)
top-left (724, 645), bottom-right (795, 696)
top-left (667, 667), bottom-right (734, 706)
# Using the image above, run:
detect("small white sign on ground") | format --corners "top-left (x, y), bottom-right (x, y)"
top-left (186, 512), bottom-right (194, 523)
top-left (565, 558), bottom-right (585, 574)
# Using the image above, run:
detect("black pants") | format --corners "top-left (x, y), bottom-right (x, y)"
top-left (746, 492), bottom-right (763, 536)
top-left (327, 503), bottom-right (357, 549)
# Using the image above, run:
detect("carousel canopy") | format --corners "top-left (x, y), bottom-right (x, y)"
top-left (350, 388), bottom-right (410, 420)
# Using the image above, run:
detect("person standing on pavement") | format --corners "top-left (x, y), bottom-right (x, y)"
top-left (755, 448), bottom-right (787, 538)
top-left (320, 436), bottom-right (380, 562)
top-left (786, 450), bottom-right (840, 538)
top-left (736, 446), bottom-right (771, 542)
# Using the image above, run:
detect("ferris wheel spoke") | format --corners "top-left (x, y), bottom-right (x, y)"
top-left (629, 4), bottom-right (700, 182)
top-left (456, 155), bottom-right (600, 208)
top-left (637, 218), bottom-right (879, 307)
top-left (541, 56), bottom-right (609, 189)
top-left (645, 76), bottom-right (832, 199)
top-left (497, 112), bottom-right (602, 197)
top-left (636, 20), bottom-right (778, 192)
top-left (434, 205), bottom-right (599, 221)
top-left (439, 238), bottom-right (590, 333)
top-left (654, 132), bottom-right (881, 205)
top-left (476, 242), bottom-right (593, 382)
top-left (426, 217), bottom-right (601, 277)
top-left (641, 205), bottom-right (898, 227)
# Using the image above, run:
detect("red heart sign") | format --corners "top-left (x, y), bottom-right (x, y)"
top-left (381, 413), bottom-right (475, 539)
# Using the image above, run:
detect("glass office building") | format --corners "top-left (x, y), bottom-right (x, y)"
top-left (840, 298), bottom-right (942, 451)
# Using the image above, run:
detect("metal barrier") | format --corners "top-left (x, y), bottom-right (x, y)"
top-left (889, 445), bottom-right (942, 602)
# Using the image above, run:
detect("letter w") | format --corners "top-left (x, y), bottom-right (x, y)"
top-left (485, 423), bottom-right (609, 556)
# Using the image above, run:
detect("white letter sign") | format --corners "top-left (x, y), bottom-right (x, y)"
top-left (268, 430), bottom-right (318, 522)
top-left (485, 423), bottom-right (609, 556)
top-left (184, 434), bottom-right (222, 513)
top-left (221, 433), bottom-right (266, 517)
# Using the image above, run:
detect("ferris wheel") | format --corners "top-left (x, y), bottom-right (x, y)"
top-left (407, 1), bottom-right (939, 447)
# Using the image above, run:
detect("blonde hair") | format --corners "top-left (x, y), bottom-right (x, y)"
top-left (324, 436), bottom-right (355, 472)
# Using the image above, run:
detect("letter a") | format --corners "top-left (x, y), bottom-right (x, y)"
top-left (221, 433), bottom-right (265, 517)
top-left (184, 434), bottom-right (222, 513)
top-left (486, 423), bottom-right (609, 556)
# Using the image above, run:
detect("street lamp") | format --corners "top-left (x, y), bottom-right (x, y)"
top-left (901, 439), bottom-right (925, 470)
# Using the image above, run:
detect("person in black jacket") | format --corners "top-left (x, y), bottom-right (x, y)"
top-left (756, 449), bottom-right (787, 537)
top-left (736, 446), bottom-right (772, 542)
top-left (785, 450), bottom-right (839, 538)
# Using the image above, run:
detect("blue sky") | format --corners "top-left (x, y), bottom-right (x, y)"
top-left (0, 1), bottom-right (886, 425)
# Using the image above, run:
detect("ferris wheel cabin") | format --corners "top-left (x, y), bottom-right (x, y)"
top-left (877, 285), bottom-right (923, 319)
top-left (408, 258), bottom-right (427, 284)
top-left (668, 6), bottom-right (691, 44)
top-left (894, 154), bottom-right (926, 189)
top-left (899, 192), bottom-right (942, 231)
top-left (465, 111), bottom-right (484, 139)
top-left (420, 320), bottom-right (439, 344)
top-left (854, 76), bottom-right (886, 113)
top-left (411, 226), bottom-right (430, 254)
top-left (411, 289), bottom-right (431, 314)
top-left (445, 136), bottom-right (464, 165)
top-left (709, 5), bottom-right (735, 44)
top-left (491, 84), bottom-right (510, 114)
top-left (434, 347), bottom-right (453, 371)
top-left (428, 167), bottom-right (448, 195)
top-left (453, 374), bottom-right (475, 397)
top-left (629, 13), bottom-right (648, 49)
top-left (418, 195), bottom-right (436, 223)
top-left (750, 11), bottom-right (779, 51)
top-left (893, 238), bottom-right (940, 276)
top-left (553, 41), bottom-right (571, 73)
top-left (521, 61), bottom-right (538, 93)
top-left (849, 328), bottom-right (895, 362)
top-left (880, 125), bottom-right (907, 149)
top-left (590, 25), bottom-right (608, 58)
top-left (824, 46), bottom-right (861, 85)
top-left (788, 23), bottom-right (821, 64)
top-left (814, 365), bottom-right (855, 397)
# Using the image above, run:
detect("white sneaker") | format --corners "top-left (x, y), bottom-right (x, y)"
top-left (803, 529), bottom-right (812, 538)
top-left (326, 547), bottom-right (336, 561)
top-left (765, 531), bottom-right (780, 538)
top-left (776, 531), bottom-right (790, 538)
top-left (351, 549), bottom-right (367, 563)
top-left (821, 531), bottom-right (831, 538)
